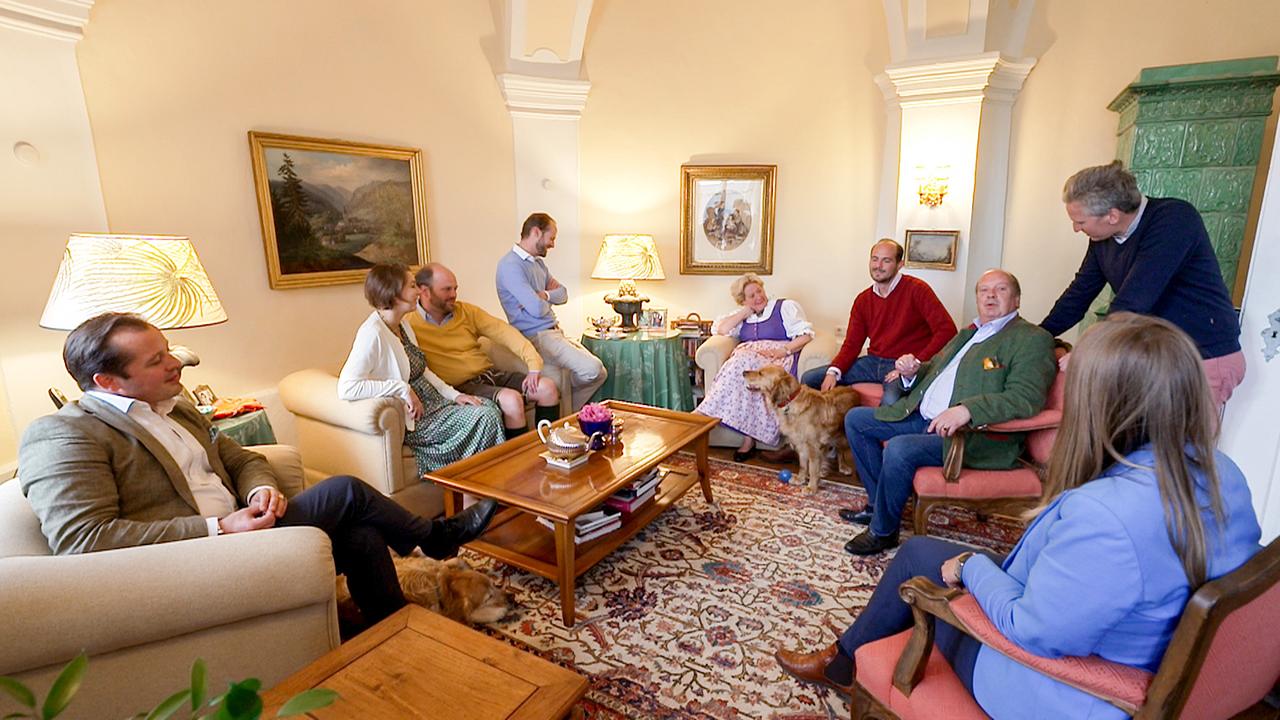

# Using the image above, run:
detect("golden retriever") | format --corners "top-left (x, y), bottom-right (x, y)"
top-left (336, 554), bottom-right (511, 626)
top-left (743, 365), bottom-right (860, 490)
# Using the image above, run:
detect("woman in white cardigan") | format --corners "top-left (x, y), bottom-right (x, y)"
top-left (339, 264), bottom-right (504, 473)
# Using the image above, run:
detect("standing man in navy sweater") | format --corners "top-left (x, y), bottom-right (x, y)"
top-left (1041, 161), bottom-right (1245, 409)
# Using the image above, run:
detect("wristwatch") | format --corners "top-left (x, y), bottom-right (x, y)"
top-left (953, 552), bottom-right (975, 586)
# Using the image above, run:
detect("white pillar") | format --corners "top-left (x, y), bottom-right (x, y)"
top-left (1221, 131), bottom-right (1280, 544)
top-left (496, 74), bottom-right (591, 336)
top-left (876, 53), bottom-right (1035, 322)
top-left (0, 1), bottom-right (104, 473)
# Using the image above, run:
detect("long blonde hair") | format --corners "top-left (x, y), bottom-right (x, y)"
top-left (1041, 313), bottom-right (1225, 586)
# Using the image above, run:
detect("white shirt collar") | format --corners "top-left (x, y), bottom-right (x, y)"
top-left (1114, 195), bottom-right (1147, 245)
top-left (971, 309), bottom-right (1019, 332)
top-left (85, 389), bottom-right (178, 416)
top-left (871, 272), bottom-right (903, 299)
top-left (512, 243), bottom-right (534, 261)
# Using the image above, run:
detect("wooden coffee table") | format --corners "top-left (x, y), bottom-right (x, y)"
top-left (426, 401), bottom-right (719, 625)
top-left (261, 605), bottom-right (587, 719)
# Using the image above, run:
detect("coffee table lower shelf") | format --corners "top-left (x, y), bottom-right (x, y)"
top-left (465, 468), bottom-right (703, 624)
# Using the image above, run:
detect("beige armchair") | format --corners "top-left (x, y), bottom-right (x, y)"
top-left (694, 333), bottom-right (836, 448)
top-left (279, 338), bottom-right (570, 520)
top-left (0, 445), bottom-right (339, 720)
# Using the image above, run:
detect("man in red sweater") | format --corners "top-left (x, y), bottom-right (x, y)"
top-left (802, 239), bottom-right (956, 406)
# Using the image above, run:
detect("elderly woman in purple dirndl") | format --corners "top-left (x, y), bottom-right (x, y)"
top-left (695, 273), bottom-right (814, 461)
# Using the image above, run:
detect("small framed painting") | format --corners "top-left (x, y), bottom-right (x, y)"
top-left (642, 307), bottom-right (668, 330)
top-left (248, 131), bottom-right (431, 289)
top-left (904, 229), bottom-right (960, 271)
top-left (680, 164), bottom-right (777, 275)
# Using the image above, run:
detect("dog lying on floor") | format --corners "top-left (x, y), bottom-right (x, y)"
top-left (336, 553), bottom-right (511, 626)
top-left (743, 365), bottom-right (860, 490)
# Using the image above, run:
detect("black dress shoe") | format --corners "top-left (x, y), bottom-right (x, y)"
top-left (838, 507), bottom-right (874, 525)
top-left (732, 448), bottom-right (757, 463)
top-left (843, 529), bottom-right (900, 556)
top-left (422, 499), bottom-right (498, 559)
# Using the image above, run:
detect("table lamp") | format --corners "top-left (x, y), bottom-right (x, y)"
top-left (40, 233), bottom-right (227, 370)
top-left (590, 233), bottom-right (665, 331)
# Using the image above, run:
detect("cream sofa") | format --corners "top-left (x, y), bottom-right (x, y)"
top-left (694, 333), bottom-right (837, 448)
top-left (0, 445), bottom-right (339, 720)
top-left (279, 338), bottom-right (571, 520)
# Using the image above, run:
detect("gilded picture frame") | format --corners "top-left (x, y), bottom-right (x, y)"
top-left (248, 131), bottom-right (431, 289)
top-left (680, 164), bottom-right (777, 275)
top-left (904, 229), bottom-right (960, 271)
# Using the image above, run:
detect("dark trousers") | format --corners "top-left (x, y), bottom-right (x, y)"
top-left (801, 355), bottom-right (905, 406)
top-left (844, 407), bottom-right (943, 536)
top-left (278, 475), bottom-right (435, 623)
top-left (839, 536), bottom-right (1001, 693)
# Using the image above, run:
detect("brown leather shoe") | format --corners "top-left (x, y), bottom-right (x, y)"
top-left (774, 643), bottom-right (854, 696)
top-left (760, 446), bottom-right (798, 463)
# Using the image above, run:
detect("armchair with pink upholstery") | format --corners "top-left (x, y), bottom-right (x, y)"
top-left (851, 537), bottom-right (1280, 719)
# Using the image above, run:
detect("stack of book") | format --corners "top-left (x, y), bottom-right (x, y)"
top-left (536, 507), bottom-right (622, 544)
top-left (605, 466), bottom-right (668, 513)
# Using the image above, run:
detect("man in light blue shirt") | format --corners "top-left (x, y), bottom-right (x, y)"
top-left (496, 213), bottom-right (607, 410)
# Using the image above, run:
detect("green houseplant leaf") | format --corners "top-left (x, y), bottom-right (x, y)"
top-left (142, 689), bottom-right (190, 720)
top-left (0, 677), bottom-right (36, 709)
top-left (39, 653), bottom-right (86, 720)
top-left (189, 660), bottom-right (207, 712)
top-left (211, 679), bottom-right (262, 720)
top-left (275, 688), bottom-right (337, 717)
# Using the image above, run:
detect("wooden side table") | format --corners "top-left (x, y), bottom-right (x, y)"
top-left (262, 605), bottom-right (587, 719)
top-left (580, 330), bottom-right (695, 411)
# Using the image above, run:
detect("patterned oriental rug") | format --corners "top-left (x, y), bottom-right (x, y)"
top-left (464, 456), bottom-right (1023, 719)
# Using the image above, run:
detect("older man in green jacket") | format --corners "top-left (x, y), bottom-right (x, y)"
top-left (841, 269), bottom-right (1056, 555)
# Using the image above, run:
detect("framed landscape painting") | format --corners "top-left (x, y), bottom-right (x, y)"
top-left (680, 164), bottom-right (776, 275)
top-left (248, 131), bottom-right (430, 289)
top-left (904, 229), bottom-right (959, 271)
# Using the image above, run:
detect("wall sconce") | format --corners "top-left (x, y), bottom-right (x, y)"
top-left (916, 165), bottom-right (950, 208)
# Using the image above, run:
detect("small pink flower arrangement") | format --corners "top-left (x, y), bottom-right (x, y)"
top-left (579, 403), bottom-right (613, 423)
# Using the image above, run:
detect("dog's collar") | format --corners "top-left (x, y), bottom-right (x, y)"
top-left (776, 387), bottom-right (803, 409)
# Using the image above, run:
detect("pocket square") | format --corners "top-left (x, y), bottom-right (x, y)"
top-left (982, 356), bottom-right (1003, 370)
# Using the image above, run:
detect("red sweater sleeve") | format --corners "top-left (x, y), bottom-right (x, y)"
top-left (829, 293), bottom-right (870, 372)
top-left (912, 282), bottom-right (957, 361)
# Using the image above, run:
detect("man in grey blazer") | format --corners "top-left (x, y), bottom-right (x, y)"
top-left (19, 312), bottom-right (498, 626)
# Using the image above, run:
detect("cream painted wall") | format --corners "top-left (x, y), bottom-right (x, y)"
top-left (577, 0), bottom-right (891, 341)
top-left (15, 0), bottom-right (520, 437)
top-left (1004, 0), bottom-right (1280, 330)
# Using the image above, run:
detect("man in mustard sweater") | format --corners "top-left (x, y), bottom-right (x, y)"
top-left (410, 263), bottom-right (561, 438)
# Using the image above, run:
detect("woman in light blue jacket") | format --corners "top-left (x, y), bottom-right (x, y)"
top-left (776, 312), bottom-right (1261, 719)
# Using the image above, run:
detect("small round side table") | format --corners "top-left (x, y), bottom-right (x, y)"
top-left (581, 330), bottom-right (696, 411)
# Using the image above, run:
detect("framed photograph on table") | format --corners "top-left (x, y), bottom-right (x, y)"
top-left (904, 229), bottom-right (960, 271)
top-left (248, 131), bottom-right (431, 289)
top-left (680, 164), bottom-right (777, 275)
top-left (641, 308), bottom-right (668, 330)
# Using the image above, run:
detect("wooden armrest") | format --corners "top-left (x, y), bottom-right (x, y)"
top-left (892, 577), bottom-right (965, 695)
top-left (894, 577), bottom-right (1153, 714)
top-left (986, 409), bottom-right (1062, 433)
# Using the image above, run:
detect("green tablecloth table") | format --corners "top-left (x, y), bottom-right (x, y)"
top-left (581, 330), bottom-right (695, 411)
top-left (212, 409), bottom-right (277, 446)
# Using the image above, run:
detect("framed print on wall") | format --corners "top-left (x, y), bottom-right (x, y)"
top-left (680, 164), bottom-right (776, 275)
top-left (248, 131), bottom-right (431, 289)
top-left (904, 229), bottom-right (960, 271)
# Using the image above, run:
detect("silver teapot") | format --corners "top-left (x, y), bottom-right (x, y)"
top-left (536, 420), bottom-right (601, 460)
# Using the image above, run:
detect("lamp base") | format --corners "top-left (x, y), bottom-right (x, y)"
top-left (607, 299), bottom-right (645, 331)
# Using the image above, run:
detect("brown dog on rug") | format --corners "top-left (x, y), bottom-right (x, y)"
top-left (743, 365), bottom-right (859, 490)
top-left (336, 554), bottom-right (511, 626)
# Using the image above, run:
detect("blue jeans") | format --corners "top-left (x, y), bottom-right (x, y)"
top-left (844, 407), bottom-right (942, 536)
top-left (802, 355), bottom-right (904, 405)
top-left (838, 536), bottom-right (996, 693)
